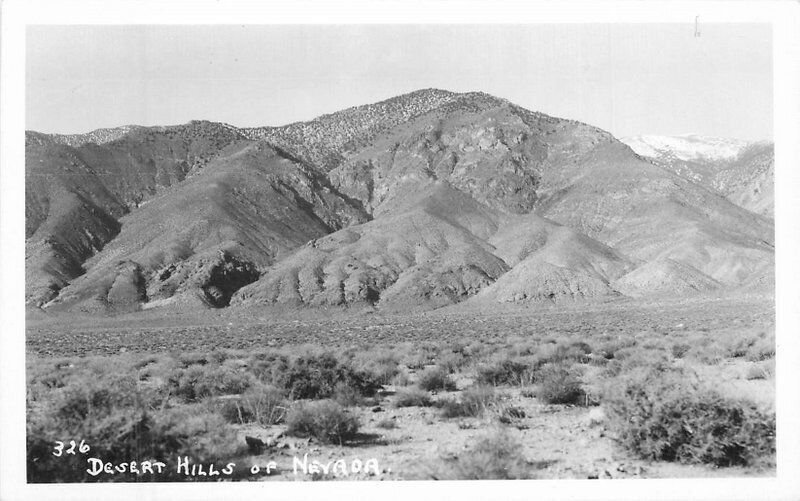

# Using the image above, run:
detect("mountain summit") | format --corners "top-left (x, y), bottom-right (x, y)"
top-left (25, 90), bottom-right (773, 313)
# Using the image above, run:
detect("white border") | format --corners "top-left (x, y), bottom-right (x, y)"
top-left (2, 1), bottom-right (799, 500)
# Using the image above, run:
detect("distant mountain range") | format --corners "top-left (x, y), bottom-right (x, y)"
top-left (621, 134), bottom-right (774, 218)
top-left (25, 90), bottom-right (774, 313)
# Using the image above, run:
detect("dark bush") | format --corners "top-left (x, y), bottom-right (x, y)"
top-left (536, 363), bottom-right (584, 405)
top-left (168, 364), bottom-right (252, 402)
top-left (213, 383), bottom-right (287, 425)
top-left (438, 385), bottom-right (498, 418)
top-left (359, 353), bottom-right (400, 385)
top-left (394, 387), bottom-right (433, 408)
top-left (671, 343), bottom-right (691, 359)
top-left (245, 351), bottom-right (290, 383)
top-left (430, 428), bottom-right (533, 479)
top-left (745, 335), bottom-right (775, 362)
top-left (475, 358), bottom-right (532, 386)
top-left (274, 352), bottom-right (382, 400)
top-left (417, 366), bottom-right (457, 392)
top-left (333, 381), bottom-right (365, 407)
top-left (285, 400), bottom-right (360, 445)
top-left (604, 367), bottom-right (775, 467)
top-left (27, 373), bottom-right (244, 483)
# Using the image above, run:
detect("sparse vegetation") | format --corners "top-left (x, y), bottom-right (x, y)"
top-left (27, 366), bottom-right (245, 482)
top-left (272, 352), bottom-right (382, 400)
top-left (168, 363), bottom-right (252, 402)
top-left (26, 296), bottom-right (776, 481)
top-left (376, 418), bottom-right (398, 429)
top-left (439, 385), bottom-right (499, 418)
top-left (394, 387), bottom-right (434, 408)
top-left (475, 357), bottom-right (533, 386)
top-left (285, 400), bottom-right (360, 445)
top-left (430, 428), bottom-right (533, 480)
top-left (416, 366), bottom-right (457, 392)
top-left (536, 363), bottom-right (584, 405)
top-left (604, 367), bottom-right (776, 467)
top-left (217, 383), bottom-right (288, 425)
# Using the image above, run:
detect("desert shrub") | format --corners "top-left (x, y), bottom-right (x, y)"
top-left (610, 346), bottom-right (639, 361)
top-left (536, 363), bottom-right (584, 405)
top-left (744, 362), bottom-right (773, 381)
top-left (285, 400), bottom-right (359, 445)
top-left (213, 397), bottom-right (254, 424)
top-left (475, 357), bottom-right (533, 386)
top-left (355, 351), bottom-right (400, 385)
top-left (462, 341), bottom-right (488, 359)
top-left (438, 351), bottom-right (468, 374)
top-left (439, 385), bottom-right (498, 418)
top-left (27, 358), bottom-right (77, 394)
top-left (687, 340), bottom-right (728, 365)
top-left (567, 341), bottom-right (593, 357)
top-left (602, 359), bottom-right (623, 378)
top-left (133, 355), bottom-right (160, 370)
top-left (504, 337), bottom-right (538, 357)
top-left (534, 341), bottom-right (592, 367)
top-left (394, 387), bottom-right (433, 408)
top-left (598, 345), bottom-right (671, 376)
top-left (497, 403), bottom-right (527, 424)
top-left (168, 364), bottom-right (252, 402)
top-left (176, 352), bottom-right (209, 367)
top-left (149, 407), bottom-right (246, 465)
top-left (403, 351), bottom-right (431, 370)
top-left (219, 383), bottom-right (288, 425)
top-left (273, 352), bottom-right (382, 400)
top-left (595, 338), bottom-right (636, 360)
top-left (671, 343), bottom-right (691, 359)
top-left (391, 369), bottom-right (412, 387)
top-left (27, 373), bottom-right (244, 482)
top-left (460, 385), bottom-right (499, 415)
top-left (448, 340), bottom-right (467, 355)
top-left (641, 339), bottom-right (666, 351)
top-left (745, 335), bottom-right (775, 362)
top-left (208, 349), bottom-right (230, 365)
top-left (604, 367), bottom-right (775, 467)
top-left (245, 351), bottom-right (290, 384)
top-left (333, 381), bottom-right (365, 407)
top-left (376, 418), bottom-right (398, 429)
top-left (402, 343), bottom-right (440, 370)
top-left (417, 366), bottom-right (457, 392)
top-left (430, 428), bottom-right (533, 480)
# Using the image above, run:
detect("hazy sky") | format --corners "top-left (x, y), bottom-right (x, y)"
top-left (26, 24), bottom-right (772, 140)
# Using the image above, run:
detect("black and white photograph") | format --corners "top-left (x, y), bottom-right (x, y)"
top-left (2, 1), bottom-right (800, 500)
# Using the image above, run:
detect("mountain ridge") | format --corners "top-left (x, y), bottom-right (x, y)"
top-left (25, 89), bottom-right (774, 313)
top-left (621, 135), bottom-right (774, 218)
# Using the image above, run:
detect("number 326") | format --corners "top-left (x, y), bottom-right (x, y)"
top-left (52, 440), bottom-right (90, 456)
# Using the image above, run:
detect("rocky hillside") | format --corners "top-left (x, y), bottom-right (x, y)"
top-left (25, 125), bottom-right (145, 148)
top-left (622, 135), bottom-right (774, 218)
top-left (26, 90), bottom-right (774, 313)
top-left (25, 121), bottom-right (253, 306)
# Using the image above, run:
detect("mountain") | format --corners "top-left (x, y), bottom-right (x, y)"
top-left (25, 121), bottom-right (252, 306)
top-left (42, 141), bottom-right (367, 312)
top-left (26, 90), bottom-right (774, 313)
top-left (621, 135), bottom-right (774, 218)
top-left (236, 91), bottom-right (773, 309)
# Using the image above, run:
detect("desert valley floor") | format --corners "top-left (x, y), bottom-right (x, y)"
top-left (26, 292), bottom-right (775, 481)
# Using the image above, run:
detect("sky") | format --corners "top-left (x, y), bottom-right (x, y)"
top-left (26, 24), bottom-right (772, 140)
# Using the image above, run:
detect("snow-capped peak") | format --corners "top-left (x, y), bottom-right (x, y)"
top-left (620, 134), bottom-right (754, 162)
